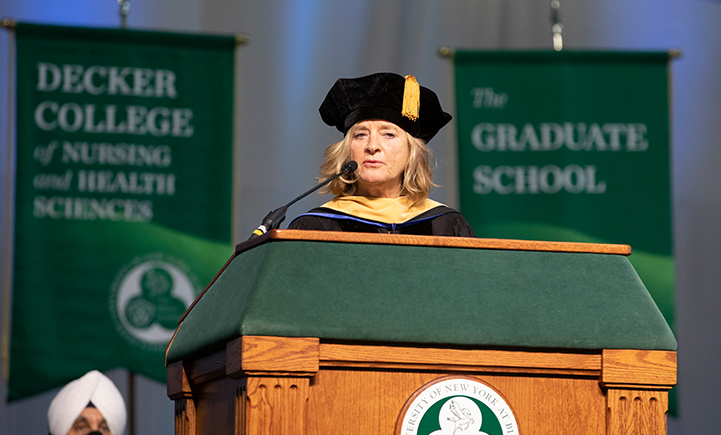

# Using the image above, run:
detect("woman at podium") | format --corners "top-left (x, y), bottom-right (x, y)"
top-left (288, 72), bottom-right (475, 237)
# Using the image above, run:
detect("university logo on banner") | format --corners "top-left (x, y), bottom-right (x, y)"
top-left (6, 23), bottom-right (236, 400)
top-left (110, 253), bottom-right (200, 352)
top-left (453, 51), bottom-right (675, 411)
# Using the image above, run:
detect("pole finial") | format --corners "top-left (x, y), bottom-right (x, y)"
top-left (1, 17), bottom-right (17, 30)
top-left (117, 0), bottom-right (130, 29)
top-left (550, 1), bottom-right (563, 51)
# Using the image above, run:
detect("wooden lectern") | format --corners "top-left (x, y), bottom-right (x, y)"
top-left (166, 230), bottom-right (676, 435)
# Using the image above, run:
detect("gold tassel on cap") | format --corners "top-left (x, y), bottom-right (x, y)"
top-left (401, 75), bottom-right (420, 121)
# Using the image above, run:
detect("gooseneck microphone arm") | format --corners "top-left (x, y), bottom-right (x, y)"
top-left (248, 161), bottom-right (358, 239)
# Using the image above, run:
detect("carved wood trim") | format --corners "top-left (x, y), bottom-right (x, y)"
top-left (235, 383), bottom-right (247, 435)
top-left (320, 342), bottom-right (602, 376)
top-left (601, 349), bottom-right (677, 389)
top-left (258, 229), bottom-right (632, 255)
top-left (186, 349), bottom-right (226, 384)
top-left (606, 389), bottom-right (668, 435)
top-left (174, 398), bottom-right (196, 435)
top-left (231, 336), bottom-right (320, 375)
top-left (244, 377), bottom-right (310, 435)
top-left (227, 337), bottom-right (243, 379)
top-left (167, 361), bottom-right (193, 400)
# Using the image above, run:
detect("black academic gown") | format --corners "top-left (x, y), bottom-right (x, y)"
top-left (287, 205), bottom-right (476, 237)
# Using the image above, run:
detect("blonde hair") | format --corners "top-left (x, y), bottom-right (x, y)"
top-left (318, 123), bottom-right (436, 204)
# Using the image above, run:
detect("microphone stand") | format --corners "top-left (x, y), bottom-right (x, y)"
top-left (248, 161), bottom-right (357, 239)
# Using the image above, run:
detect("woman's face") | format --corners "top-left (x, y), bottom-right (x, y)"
top-left (349, 119), bottom-right (409, 198)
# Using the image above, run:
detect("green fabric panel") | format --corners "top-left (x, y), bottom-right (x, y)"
top-left (167, 240), bottom-right (676, 362)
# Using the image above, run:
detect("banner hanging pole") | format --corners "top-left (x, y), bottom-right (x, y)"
top-left (128, 370), bottom-right (136, 435)
top-left (1, 17), bottom-right (17, 382)
top-left (117, 5), bottom-right (136, 434)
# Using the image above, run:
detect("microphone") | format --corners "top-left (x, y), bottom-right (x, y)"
top-left (249, 161), bottom-right (358, 239)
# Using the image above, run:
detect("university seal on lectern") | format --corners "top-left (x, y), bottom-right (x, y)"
top-left (395, 376), bottom-right (520, 435)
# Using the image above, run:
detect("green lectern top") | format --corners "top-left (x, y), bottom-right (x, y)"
top-left (166, 230), bottom-right (676, 364)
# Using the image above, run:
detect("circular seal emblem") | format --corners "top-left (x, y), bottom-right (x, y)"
top-left (110, 253), bottom-right (199, 351)
top-left (396, 376), bottom-right (520, 435)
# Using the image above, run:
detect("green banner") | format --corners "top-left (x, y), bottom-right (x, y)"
top-left (454, 51), bottom-right (674, 341)
top-left (454, 50), bottom-right (675, 411)
top-left (7, 23), bottom-right (235, 401)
